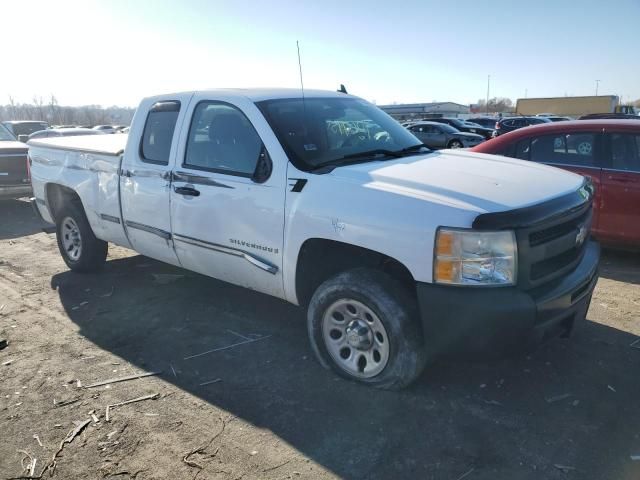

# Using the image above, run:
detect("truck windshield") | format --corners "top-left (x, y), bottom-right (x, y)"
top-left (257, 97), bottom-right (426, 171)
top-left (0, 124), bottom-right (16, 141)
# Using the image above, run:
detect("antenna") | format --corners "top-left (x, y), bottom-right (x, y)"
top-left (296, 40), bottom-right (308, 136)
top-left (296, 40), bottom-right (305, 98)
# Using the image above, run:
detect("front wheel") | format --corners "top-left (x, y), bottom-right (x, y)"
top-left (307, 268), bottom-right (425, 390)
top-left (56, 202), bottom-right (108, 272)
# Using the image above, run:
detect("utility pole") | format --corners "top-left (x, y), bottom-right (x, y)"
top-left (595, 80), bottom-right (600, 96)
top-left (486, 75), bottom-right (491, 114)
top-left (524, 88), bottom-right (528, 98)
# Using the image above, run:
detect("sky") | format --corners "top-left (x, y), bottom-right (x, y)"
top-left (2, 0), bottom-right (639, 108)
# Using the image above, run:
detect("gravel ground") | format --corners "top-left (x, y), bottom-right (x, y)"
top-left (1, 198), bottom-right (639, 480)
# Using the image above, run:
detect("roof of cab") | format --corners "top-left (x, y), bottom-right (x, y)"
top-left (145, 88), bottom-right (352, 103)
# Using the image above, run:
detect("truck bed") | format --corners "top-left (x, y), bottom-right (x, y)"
top-left (28, 133), bottom-right (131, 250)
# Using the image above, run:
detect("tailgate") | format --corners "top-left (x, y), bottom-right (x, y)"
top-left (0, 149), bottom-right (29, 186)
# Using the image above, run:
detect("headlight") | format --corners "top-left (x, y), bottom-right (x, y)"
top-left (434, 228), bottom-right (517, 286)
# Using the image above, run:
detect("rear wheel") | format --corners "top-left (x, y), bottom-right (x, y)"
top-left (307, 268), bottom-right (425, 390)
top-left (55, 202), bottom-right (108, 272)
top-left (448, 139), bottom-right (463, 149)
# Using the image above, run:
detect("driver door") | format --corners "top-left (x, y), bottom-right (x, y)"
top-left (170, 95), bottom-right (286, 298)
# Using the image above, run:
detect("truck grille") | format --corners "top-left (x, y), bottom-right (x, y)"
top-left (0, 151), bottom-right (29, 186)
top-left (516, 203), bottom-right (592, 290)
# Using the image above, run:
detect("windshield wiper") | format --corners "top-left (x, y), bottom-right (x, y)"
top-left (397, 143), bottom-right (430, 153)
top-left (340, 148), bottom-right (405, 160)
top-left (312, 145), bottom-right (431, 172)
top-left (311, 149), bottom-right (403, 172)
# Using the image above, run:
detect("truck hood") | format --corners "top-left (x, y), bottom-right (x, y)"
top-left (328, 150), bottom-right (585, 214)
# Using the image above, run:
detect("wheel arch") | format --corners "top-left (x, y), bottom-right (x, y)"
top-left (294, 238), bottom-right (416, 308)
top-left (45, 183), bottom-right (85, 223)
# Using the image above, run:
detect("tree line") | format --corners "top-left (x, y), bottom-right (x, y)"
top-left (0, 96), bottom-right (136, 126)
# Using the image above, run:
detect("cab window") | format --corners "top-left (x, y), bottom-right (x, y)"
top-left (140, 101), bottom-right (181, 165)
top-left (184, 101), bottom-right (263, 177)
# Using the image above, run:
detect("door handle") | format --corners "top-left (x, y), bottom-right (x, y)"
top-left (174, 186), bottom-right (200, 197)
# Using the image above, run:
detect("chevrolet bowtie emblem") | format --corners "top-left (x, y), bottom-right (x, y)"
top-left (576, 225), bottom-right (587, 246)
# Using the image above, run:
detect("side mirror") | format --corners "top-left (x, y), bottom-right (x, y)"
top-left (252, 146), bottom-right (273, 184)
top-left (18, 134), bottom-right (30, 143)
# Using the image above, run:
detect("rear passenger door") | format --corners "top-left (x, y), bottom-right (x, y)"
top-left (514, 132), bottom-right (604, 234)
top-left (169, 95), bottom-right (286, 298)
top-left (599, 132), bottom-right (640, 245)
top-left (120, 96), bottom-right (191, 266)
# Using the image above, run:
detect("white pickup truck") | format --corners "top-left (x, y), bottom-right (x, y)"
top-left (29, 89), bottom-right (600, 389)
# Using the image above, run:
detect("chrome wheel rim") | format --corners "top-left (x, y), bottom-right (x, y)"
top-left (322, 299), bottom-right (390, 378)
top-left (450, 141), bottom-right (462, 149)
top-left (61, 217), bottom-right (82, 261)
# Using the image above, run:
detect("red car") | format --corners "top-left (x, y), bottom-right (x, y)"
top-left (472, 120), bottom-right (640, 248)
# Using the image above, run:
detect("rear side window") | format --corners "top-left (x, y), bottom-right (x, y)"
top-left (140, 101), bottom-right (181, 164)
top-left (529, 133), bottom-right (597, 167)
top-left (184, 101), bottom-right (263, 177)
top-left (609, 133), bottom-right (640, 173)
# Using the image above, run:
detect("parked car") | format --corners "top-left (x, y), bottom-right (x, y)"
top-left (29, 88), bottom-right (599, 389)
top-left (92, 125), bottom-right (118, 134)
top-left (2, 121), bottom-right (49, 142)
top-left (425, 117), bottom-right (494, 139)
top-left (28, 128), bottom-right (106, 141)
top-left (467, 117), bottom-right (498, 129)
top-left (472, 119), bottom-right (640, 248)
top-left (546, 116), bottom-right (572, 122)
top-left (579, 113), bottom-right (640, 120)
top-left (493, 116), bottom-right (551, 137)
top-left (0, 123), bottom-right (31, 200)
top-left (407, 121), bottom-right (484, 149)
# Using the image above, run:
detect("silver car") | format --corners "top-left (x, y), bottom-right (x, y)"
top-left (407, 121), bottom-right (484, 149)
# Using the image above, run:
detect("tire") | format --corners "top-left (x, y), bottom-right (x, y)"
top-left (55, 201), bottom-right (108, 272)
top-left (448, 139), bottom-right (463, 149)
top-left (307, 268), bottom-right (426, 390)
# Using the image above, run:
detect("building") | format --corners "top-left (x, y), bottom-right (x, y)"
top-left (379, 102), bottom-right (470, 120)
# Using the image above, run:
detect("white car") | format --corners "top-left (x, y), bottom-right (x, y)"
top-left (92, 125), bottom-right (118, 134)
top-left (28, 89), bottom-right (599, 389)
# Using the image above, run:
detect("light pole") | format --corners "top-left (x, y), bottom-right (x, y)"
top-left (595, 80), bottom-right (600, 96)
top-left (486, 75), bottom-right (491, 114)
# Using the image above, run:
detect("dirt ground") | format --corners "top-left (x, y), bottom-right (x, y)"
top-left (1, 198), bottom-right (639, 480)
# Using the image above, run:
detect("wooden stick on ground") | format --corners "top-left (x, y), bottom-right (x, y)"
top-left (184, 336), bottom-right (271, 360)
top-left (84, 371), bottom-right (161, 389)
top-left (105, 393), bottom-right (160, 422)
